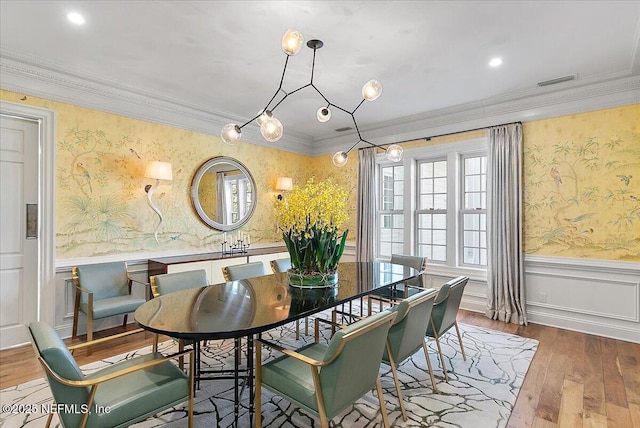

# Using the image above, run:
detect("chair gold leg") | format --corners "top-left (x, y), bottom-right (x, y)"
top-left (45, 412), bottom-right (53, 427)
top-left (376, 376), bottom-right (390, 428)
top-left (255, 342), bottom-right (262, 428)
top-left (433, 334), bottom-right (448, 382)
top-left (422, 339), bottom-right (438, 392)
top-left (387, 353), bottom-right (407, 421)
top-left (188, 351), bottom-right (194, 428)
top-left (178, 340), bottom-right (185, 370)
top-left (454, 321), bottom-right (466, 361)
top-left (86, 316), bottom-right (93, 356)
top-left (72, 291), bottom-right (80, 339)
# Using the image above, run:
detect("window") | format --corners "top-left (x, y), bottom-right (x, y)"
top-left (417, 159), bottom-right (448, 261)
top-left (378, 165), bottom-right (404, 258)
top-left (376, 138), bottom-right (487, 270)
top-left (224, 176), bottom-right (252, 224)
top-left (461, 155), bottom-right (487, 266)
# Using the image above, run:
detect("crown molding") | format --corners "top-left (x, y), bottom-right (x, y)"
top-left (2, 49), bottom-right (639, 159)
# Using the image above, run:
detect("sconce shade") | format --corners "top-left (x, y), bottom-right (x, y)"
top-left (144, 161), bottom-right (173, 180)
top-left (260, 116), bottom-right (283, 142)
top-left (362, 79), bottom-right (383, 101)
top-left (221, 124), bottom-right (242, 145)
top-left (276, 177), bottom-right (293, 191)
top-left (316, 106), bottom-right (331, 122)
top-left (282, 29), bottom-right (304, 56)
top-left (386, 144), bottom-right (404, 162)
top-left (332, 151), bottom-right (349, 167)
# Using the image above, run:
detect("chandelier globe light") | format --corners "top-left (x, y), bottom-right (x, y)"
top-left (386, 144), bottom-right (404, 162)
top-left (221, 124), bottom-right (242, 145)
top-left (362, 80), bottom-right (383, 101)
top-left (316, 106), bottom-right (331, 122)
top-left (281, 29), bottom-right (304, 56)
top-left (260, 116), bottom-right (283, 142)
top-left (220, 29), bottom-right (403, 167)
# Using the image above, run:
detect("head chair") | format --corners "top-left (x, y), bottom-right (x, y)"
top-left (270, 258), bottom-right (292, 273)
top-left (71, 262), bottom-right (147, 352)
top-left (222, 261), bottom-right (267, 281)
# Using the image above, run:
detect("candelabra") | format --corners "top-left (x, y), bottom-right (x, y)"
top-left (221, 233), bottom-right (251, 256)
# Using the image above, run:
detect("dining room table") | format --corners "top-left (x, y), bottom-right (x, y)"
top-left (134, 261), bottom-right (422, 426)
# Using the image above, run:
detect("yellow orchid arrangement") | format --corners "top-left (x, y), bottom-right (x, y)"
top-left (275, 178), bottom-right (349, 281)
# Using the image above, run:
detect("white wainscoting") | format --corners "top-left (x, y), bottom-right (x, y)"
top-left (52, 251), bottom-right (639, 344)
top-left (524, 256), bottom-right (639, 343)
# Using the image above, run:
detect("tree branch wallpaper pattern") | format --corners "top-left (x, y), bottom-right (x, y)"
top-left (523, 104), bottom-right (640, 261)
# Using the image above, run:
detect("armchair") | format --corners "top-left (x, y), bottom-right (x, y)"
top-left (426, 276), bottom-right (469, 381)
top-left (255, 310), bottom-right (397, 428)
top-left (71, 262), bottom-right (148, 353)
top-left (222, 261), bottom-right (267, 282)
top-left (150, 269), bottom-right (208, 376)
top-left (382, 289), bottom-right (438, 421)
top-left (368, 254), bottom-right (428, 314)
top-left (28, 321), bottom-right (193, 428)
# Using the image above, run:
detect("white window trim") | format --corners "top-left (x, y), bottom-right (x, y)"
top-left (376, 137), bottom-right (487, 279)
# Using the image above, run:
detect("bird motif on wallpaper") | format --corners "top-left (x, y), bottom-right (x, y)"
top-left (129, 148), bottom-right (142, 159)
top-left (76, 162), bottom-right (92, 193)
top-left (617, 175), bottom-right (632, 186)
top-left (550, 167), bottom-right (562, 185)
top-left (563, 213), bottom-right (595, 223)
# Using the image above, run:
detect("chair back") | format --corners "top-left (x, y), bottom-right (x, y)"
top-left (223, 261), bottom-right (267, 281)
top-left (270, 258), bottom-right (291, 273)
top-left (390, 254), bottom-right (427, 287)
top-left (28, 322), bottom-right (88, 428)
top-left (384, 289), bottom-right (436, 364)
top-left (319, 310), bottom-right (396, 417)
top-left (428, 276), bottom-right (469, 337)
top-left (151, 269), bottom-right (207, 297)
top-left (73, 262), bottom-right (130, 303)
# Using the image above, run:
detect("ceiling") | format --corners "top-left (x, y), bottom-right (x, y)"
top-left (1, 1), bottom-right (639, 155)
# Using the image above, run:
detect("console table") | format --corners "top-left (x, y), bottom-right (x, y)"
top-left (148, 246), bottom-right (289, 285)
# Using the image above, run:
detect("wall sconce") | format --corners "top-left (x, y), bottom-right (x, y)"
top-left (275, 177), bottom-right (293, 200)
top-left (144, 161), bottom-right (173, 243)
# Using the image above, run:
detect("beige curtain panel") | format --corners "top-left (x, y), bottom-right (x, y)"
top-left (486, 123), bottom-right (527, 325)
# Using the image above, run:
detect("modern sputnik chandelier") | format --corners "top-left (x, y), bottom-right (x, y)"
top-left (220, 29), bottom-right (404, 167)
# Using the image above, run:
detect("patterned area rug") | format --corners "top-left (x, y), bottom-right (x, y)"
top-left (1, 315), bottom-right (537, 428)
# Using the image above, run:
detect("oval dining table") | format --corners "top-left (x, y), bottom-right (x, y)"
top-left (134, 261), bottom-right (421, 427)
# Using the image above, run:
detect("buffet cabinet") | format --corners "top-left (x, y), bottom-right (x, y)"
top-left (148, 246), bottom-right (289, 285)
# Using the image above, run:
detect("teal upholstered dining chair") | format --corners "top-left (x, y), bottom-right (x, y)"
top-left (426, 276), bottom-right (469, 381)
top-left (28, 321), bottom-right (194, 428)
top-left (222, 261), bottom-right (267, 282)
top-left (270, 257), bottom-right (308, 340)
top-left (150, 270), bottom-right (208, 373)
top-left (270, 257), bottom-right (291, 274)
top-left (382, 289), bottom-right (438, 421)
top-left (72, 262), bottom-right (148, 353)
top-left (368, 254), bottom-right (428, 314)
top-left (255, 309), bottom-right (397, 428)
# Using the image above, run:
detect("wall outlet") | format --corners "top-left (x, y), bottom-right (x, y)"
top-left (539, 292), bottom-right (547, 303)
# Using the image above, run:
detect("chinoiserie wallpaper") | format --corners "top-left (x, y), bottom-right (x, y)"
top-left (522, 104), bottom-right (639, 261)
top-left (1, 90), bottom-right (637, 261)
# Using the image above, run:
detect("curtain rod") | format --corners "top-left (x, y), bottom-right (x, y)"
top-left (359, 121), bottom-right (523, 151)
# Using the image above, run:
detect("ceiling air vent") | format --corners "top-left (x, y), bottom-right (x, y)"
top-left (334, 126), bottom-right (353, 132)
top-left (537, 74), bottom-right (577, 87)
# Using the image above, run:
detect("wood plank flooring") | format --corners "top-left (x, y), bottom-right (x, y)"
top-left (1, 311), bottom-right (638, 427)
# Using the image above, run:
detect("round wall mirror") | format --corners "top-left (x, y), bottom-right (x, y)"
top-left (190, 157), bottom-right (257, 231)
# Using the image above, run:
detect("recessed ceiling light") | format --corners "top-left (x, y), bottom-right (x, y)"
top-left (67, 12), bottom-right (86, 25)
top-left (489, 57), bottom-right (502, 68)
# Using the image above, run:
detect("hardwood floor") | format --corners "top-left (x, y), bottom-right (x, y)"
top-left (1, 311), bottom-right (638, 427)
